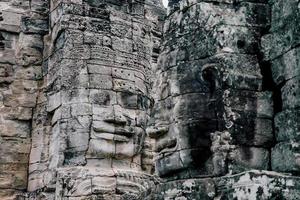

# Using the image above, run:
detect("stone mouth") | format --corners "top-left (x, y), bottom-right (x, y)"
top-left (93, 126), bottom-right (135, 139)
top-left (155, 138), bottom-right (177, 154)
top-left (93, 132), bottom-right (132, 142)
top-left (147, 126), bottom-right (169, 138)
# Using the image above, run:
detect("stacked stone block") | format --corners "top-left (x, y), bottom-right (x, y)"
top-left (262, 0), bottom-right (300, 174)
top-left (0, 0), bottom-right (48, 199)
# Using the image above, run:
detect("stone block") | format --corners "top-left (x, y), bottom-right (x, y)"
top-left (47, 92), bottom-right (61, 112)
top-left (261, 16), bottom-right (300, 61)
top-left (115, 142), bottom-right (135, 159)
top-left (275, 109), bottom-right (300, 142)
top-left (282, 77), bottom-right (300, 110)
top-left (229, 147), bottom-right (269, 174)
top-left (0, 63), bottom-right (13, 78)
top-left (51, 106), bottom-right (67, 124)
top-left (3, 92), bottom-right (38, 108)
top-left (112, 67), bottom-right (136, 81)
top-left (0, 150), bottom-right (29, 165)
top-left (0, 120), bottom-right (30, 138)
top-left (89, 74), bottom-right (113, 89)
top-left (14, 65), bottom-right (42, 80)
top-left (61, 89), bottom-right (89, 105)
top-left (113, 78), bottom-right (136, 93)
top-left (62, 73), bottom-right (89, 90)
top-left (0, 170), bottom-right (28, 190)
top-left (29, 145), bottom-right (48, 164)
top-left (66, 131), bottom-right (89, 150)
top-left (63, 177), bottom-right (92, 197)
top-left (21, 17), bottom-right (48, 34)
top-left (216, 171), bottom-right (300, 200)
top-left (216, 54), bottom-right (262, 91)
top-left (116, 91), bottom-right (139, 110)
top-left (111, 37), bottom-right (133, 53)
top-left (30, 0), bottom-right (50, 15)
top-left (214, 25), bottom-right (261, 55)
top-left (64, 151), bottom-right (87, 166)
top-left (48, 130), bottom-right (65, 168)
top-left (257, 91), bottom-right (274, 118)
top-left (87, 64), bottom-right (112, 75)
top-left (135, 78), bottom-right (148, 94)
top-left (66, 116), bottom-right (92, 130)
top-left (90, 45), bottom-right (116, 60)
top-left (85, 18), bottom-right (110, 34)
top-left (31, 126), bottom-right (51, 148)
top-left (0, 189), bottom-right (24, 200)
top-left (0, 139), bottom-right (31, 154)
top-left (66, 29), bottom-right (84, 44)
top-left (147, 178), bottom-right (215, 200)
top-left (84, 32), bottom-right (104, 45)
top-left (0, 10), bottom-right (22, 33)
top-left (272, 47), bottom-right (300, 85)
top-left (88, 138), bottom-right (116, 158)
top-left (63, 44), bottom-right (90, 60)
top-left (27, 173), bottom-right (45, 192)
top-left (92, 106), bottom-right (113, 120)
top-left (225, 90), bottom-right (273, 119)
top-left (16, 34), bottom-right (43, 66)
top-left (0, 106), bottom-right (32, 120)
top-left (90, 89), bottom-right (116, 106)
top-left (0, 49), bottom-right (17, 65)
top-left (155, 151), bottom-right (184, 177)
top-left (172, 93), bottom-right (217, 122)
top-left (270, 0), bottom-right (299, 31)
top-left (10, 79), bottom-right (38, 94)
top-left (91, 176), bottom-right (116, 194)
top-left (230, 117), bottom-right (273, 147)
top-left (272, 142), bottom-right (300, 173)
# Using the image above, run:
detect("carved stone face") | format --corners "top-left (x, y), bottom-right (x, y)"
top-left (149, 60), bottom-right (223, 177)
top-left (88, 89), bottom-right (149, 160)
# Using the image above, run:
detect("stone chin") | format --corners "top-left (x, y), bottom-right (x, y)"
top-left (155, 148), bottom-right (194, 177)
top-left (88, 137), bottom-right (138, 159)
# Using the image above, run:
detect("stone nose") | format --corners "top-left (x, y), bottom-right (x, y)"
top-left (146, 126), bottom-right (169, 138)
top-left (113, 112), bottom-right (127, 125)
top-left (103, 107), bottom-right (127, 125)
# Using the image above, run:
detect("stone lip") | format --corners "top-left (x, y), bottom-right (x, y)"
top-left (155, 137), bottom-right (177, 153)
top-left (93, 132), bottom-right (130, 142)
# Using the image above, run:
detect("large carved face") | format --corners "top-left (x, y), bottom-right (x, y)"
top-left (149, 59), bottom-right (223, 177)
top-left (84, 2), bottom-right (154, 166)
top-left (87, 68), bottom-right (151, 163)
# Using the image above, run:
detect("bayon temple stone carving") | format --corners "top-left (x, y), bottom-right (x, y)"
top-left (0, 0), bottom-right (300, 199)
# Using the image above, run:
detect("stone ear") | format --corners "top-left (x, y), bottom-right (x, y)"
top-left (201, 64), bottom-right (220, 94)
top-left (0, 33), bottom-right (4, 50)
